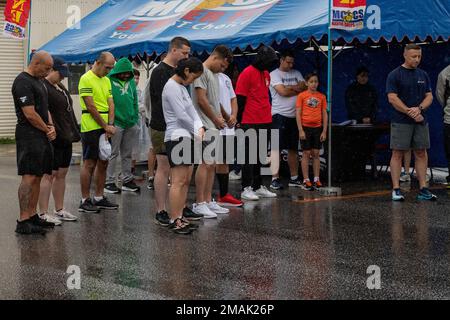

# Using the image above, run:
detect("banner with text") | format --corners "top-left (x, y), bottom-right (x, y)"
top-left (331, 0), bottom-right (366, 30)
top-left (3, 0), bottom-right (31, 39)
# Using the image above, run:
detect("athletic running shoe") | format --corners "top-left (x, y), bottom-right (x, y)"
top-left (182, 207), bottom-right (204, 221)
top-left (392, 189), bottom-right (405, 201)
top-left (302, 180), bottom-right (313, 191)
top-left (229, 171), bottom-right (241, 181)
top-left (15, 220), bottom-right (46, 235)
top-left (155, 210), bottom-right (170, 226)
top-left (207, 200), bottom-right (230, 214)
top-left (255, 186), bottom-right (277, 198)
top-left (147, 177), bottom-right (154, 190)
top-left (54, 209), bottom-right (78, 221)
top-left (417, 188), bottom-right (437, 201)
top-left (193, 202), bottom-right (217, 219)
top-left (39, 213), bottom-right (62, 226)
top-left (29, 214), bottom-right (55, 228)
top-left (122, 180), bottom-right (140, 192)
top-left (217, 194), bottom-right (243, 207)
top-left (399, 173), bottom-right (411, 182)
top-left (241, 187), bottom-right (259, 201)
top-left (78, 198), bottom-right (100, 213)
top-left (314, 180), bottom-right (323, 189)
top-left (270, 178), bottom-right (284, 190)
top-left (288, 178), bottom-right (303, 188)
top-left (94, 196), bottom-right (119, 210)
top-left (104, 183), bottom-right (121, 194)
top-left (168, 218), bottom-right (193, 235)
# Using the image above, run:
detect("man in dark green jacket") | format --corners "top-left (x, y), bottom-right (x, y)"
top-left (105, 58), bottom-right (140, 193)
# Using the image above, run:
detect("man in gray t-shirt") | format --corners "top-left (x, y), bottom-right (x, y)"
top-left (191, 67), bottom-right (221, 129)
top-left (190, 45), bottom-right (234, 218)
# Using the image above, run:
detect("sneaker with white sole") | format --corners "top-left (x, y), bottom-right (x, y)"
top-left (192, 202), bottom-right (217, 219)
top-left (207, 200), bottom-right (230, 214)
top-left (241, 187), bottom-right (260, 201)
top-left (39, 213), bottom-right (62, 226)
top-left (229, 171), bottom-right (242, 181)
top-left (54, 209), bottom-right (78, 221)
top-left (255, 186), bottom-right (277, 198)
top-left (399, 173), bottom-right (411, 182)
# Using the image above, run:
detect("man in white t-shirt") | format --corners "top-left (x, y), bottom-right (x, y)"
top-left (215, 61), bottom-right (244, 207)
top-left (269, 50), bottom-right (306, 190)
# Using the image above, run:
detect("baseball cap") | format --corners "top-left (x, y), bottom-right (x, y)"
top-left (52, 56), bottom-right (70, 78)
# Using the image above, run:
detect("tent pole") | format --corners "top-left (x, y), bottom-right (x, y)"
top-left (27, 0), bottom-right (33, 65)
top-left (320, 0), bottom-right (341, 197)
top-left (327, 0), bottom-right (332, 189)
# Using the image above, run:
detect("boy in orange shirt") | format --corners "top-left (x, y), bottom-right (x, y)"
top-left (296, 73), bottom-right (328, 190)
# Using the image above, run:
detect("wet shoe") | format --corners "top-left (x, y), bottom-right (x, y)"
top-left (229, 171), bottom-right (241, 181)
top-left (29, 214), bottom-right (55, 228)
top-left (122, 180), bottom-right (141, 192)
top-left (302, 180), bottom-right (313, 191)
top-left (270, 178), bottom-right (284, 190)
top-left (288, 178), bottom-right (302, 188)
top-left (183, 207), bottom-right (203, 221)
top-left (193, 202), bottom-right (217, 219)
top-left (255, 186), bottom-right (277, 198)
top-left (147, 177), bottom-right (154, 190)
top-left (207, 200), bottom-right (230, 214)
top-left (417, 188), bottom-right (437, 201)
top-left (399, 173), bottom-right (411, 182)
top-left (313, 180), bottom-right (323, 190)
top-left (94, 196), bottom-right (119, 210)
top-left (78, 198), bottom-right (100, 213)
top-left (217, 194), bottom-right (243, 207)
top-left (15, 220), bottom-right (46, 235)
top-left (241, 187), bottom-right (259, 201)
top-left (168, 218), bottom-right (193, 235)
top-left (55, 209), bottom-right (78, 221)
top-left (104, 183), bottom-right (121, 194)
top-left (155, 210), bottom-right (170, 226)
top-left (181, 217), bottom-right (199, 229)
top-left (39, 213), bottom-right (62, 226)
top-left (392, 189), bottom-right (405, 201)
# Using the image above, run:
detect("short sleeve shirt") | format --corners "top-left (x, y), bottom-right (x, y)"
top-left (386, 66), bottom-right (432, 124)
top-left (191, 67), bottom-right (221, 129)
top-left (270, 68), bottom-right (304, 118)
top-left (296, 90), bottom-right (327, 128)
top-left (235, 65), bottom-right (272, 124)
top-left (78, 70), bottom-right (112, 132)
top-left (12, 72), bottom-right (49, 133)
top-left (149, 62), bottom-right (175, 131)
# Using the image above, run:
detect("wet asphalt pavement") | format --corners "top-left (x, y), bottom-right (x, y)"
top-left (1, 144), bottom-right (450, 300)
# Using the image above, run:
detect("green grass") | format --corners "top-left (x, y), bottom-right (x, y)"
top-left (0, 138), bottom-right (15, 144)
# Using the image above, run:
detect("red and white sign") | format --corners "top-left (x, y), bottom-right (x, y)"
top-left (3, 0), bottom-right (31, 39)
top-left (331, 0), bottom-right (367, 31)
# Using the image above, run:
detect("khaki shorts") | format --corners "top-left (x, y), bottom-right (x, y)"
top-left (390, 122), bottom-right (430, 150)
top-left (151, 129), bottom-right (166, 155)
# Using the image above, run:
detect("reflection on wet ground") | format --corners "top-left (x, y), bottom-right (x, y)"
top-left (1, 145), bottom-right (450, 299)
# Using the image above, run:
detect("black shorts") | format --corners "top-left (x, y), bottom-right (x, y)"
top-left (301, 127), bottom-right (323, 150)
top-left (166, 137), bottom-right (199, 168)
top-left (53, 144), bottom-right (72, 170)
top-left (271, 114), bottom-right (299, 151)
top-left (81, 129), bottom-right (105, 160)
top-left (16, 126), bottom-right (53, 177)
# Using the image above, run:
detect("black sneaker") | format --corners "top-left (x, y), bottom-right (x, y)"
top-left (94, 197), bottom-right (119, 210)
top-left (147, 177), bottom-right (154, 190)
top-left (288, 177), bottom-right (303, 188)
top-left (183, 207), bottom-right (203, 221)
top-left (104, 183), bottom-right (121, 194)
top-left (155, 210), bottom-right (170, 226)
top-left (78, 198), bottom-right (100, 213)
top-left (122, 180), bottom-right (141, 192)
top-left (29, 214), bottom-right (55, 228)
top-left (168, 218), bottom-right (193, 235)
top-left (15, 219), bottom-right (46, 235)
top-left (270, 178), bottom-right (283, 190)
top-left (181, 217), bottom-right (199, 230)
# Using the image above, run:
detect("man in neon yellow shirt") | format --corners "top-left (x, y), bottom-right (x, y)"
top-left (78, 52), bottom-right (119, 213)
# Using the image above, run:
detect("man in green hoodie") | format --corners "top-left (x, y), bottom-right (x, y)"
top-left (105, 58), bottom-right (140, 193)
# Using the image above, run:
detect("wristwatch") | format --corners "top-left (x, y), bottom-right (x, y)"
top-left (419, 105), bottom-right (424, 111)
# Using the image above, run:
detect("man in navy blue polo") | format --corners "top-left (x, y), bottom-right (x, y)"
top-left (386, 44), bottom-right (436, 201)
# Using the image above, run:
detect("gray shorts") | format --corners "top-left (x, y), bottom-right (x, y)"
top-left (390, 122), bottom-right (430, 150)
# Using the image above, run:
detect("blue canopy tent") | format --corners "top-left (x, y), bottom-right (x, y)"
top-left (40, 0), bottom-right (450, 168)
top-left (40, 0), bottom-right (449, 62)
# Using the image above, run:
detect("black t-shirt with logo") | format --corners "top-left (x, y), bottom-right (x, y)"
top-left (149, 62), bottom-right (175, 131)
top-left (12, 72), bottom-right (49, 134)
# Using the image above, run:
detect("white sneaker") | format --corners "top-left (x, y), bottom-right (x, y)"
top-left (39, 213), bottom-right (62, 226)
top-left (229, 171), bottom-right (242, 181)
top-left (399, 173), bottom-right (411, 182)
top-left (54, 209), bottom-right (78, 221)
top-left (192, 202), bottom-right (217, 219)
top-left (255, 186), bottom-right (277, 198)
top-left (241, 187), bottom-right (260, 201)
top-left (207, 200), bottom-right (230, 214)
